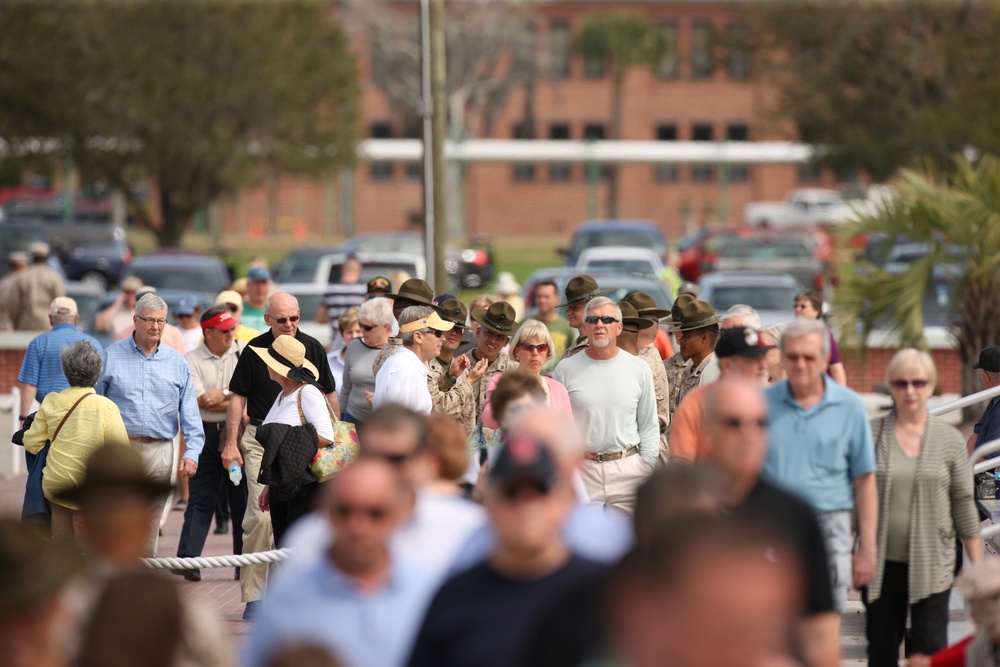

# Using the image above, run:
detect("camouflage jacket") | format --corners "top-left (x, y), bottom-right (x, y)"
top-left (372, 337), bottom-right (402, 377)
top-left (639, 343), bottom-right (671, 460)
top-left (427, 356), bottom-right (476, 434)
top-left (676, 352), bottom-right (717, 410)
top-left (665, 352), bottom-right (691, 418)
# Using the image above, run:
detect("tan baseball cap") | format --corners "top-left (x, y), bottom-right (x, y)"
top-left (215, 290), bottom-right (243, 307)
top-left (49, 297), bottom-right (78, 318)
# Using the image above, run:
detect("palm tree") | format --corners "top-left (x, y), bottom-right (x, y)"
top-left (835, 155), bottom-right (1000, 417)
top-left (576, 14), bottom-right (671, 219)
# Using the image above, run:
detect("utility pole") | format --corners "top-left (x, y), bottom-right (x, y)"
top-left (429, 0), bottom-right (448, 291)
top-left (419, 0), bottom-right (435, 290)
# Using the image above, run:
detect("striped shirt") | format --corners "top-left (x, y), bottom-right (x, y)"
top-left (322, 282), bottom-right (366, 339)
top-left (96, 336), bottom-right (204, 461)
top-left (17, 324), bottom-right (103, 402)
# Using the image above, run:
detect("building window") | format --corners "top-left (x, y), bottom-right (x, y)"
top-left (583, 55), bottom-right (605, 79)
top-left (728, 164), bottom-right (751, 183)
top-left (549, 20), bottom-right (571, 79)
top-left (512, 121), bottom-right (535, 182)
top-left (583, 124), bottom-right (609, 180)
top-left (726, 124), bottom-right (749, 141)
top-left (405, 162), bottom-right (422, 181)
top-left (799, 164), bottom-right (822, 183)
top-left (549, 123), bottom-right (571, 182)
top-left (655, 124), bottom-right (679, 182)
top-left (692, 123), bottom-right (714, 142)
top-left (726, 22), bottom-right (749, 80)
top-left (692, 164), bottom-right (715, 182)
top-left (691, 21), bottom-right (715, 79)
top-left (657, 22), bottom-right (679, 79)
top-left (370, 122), bottom-right (393, 181)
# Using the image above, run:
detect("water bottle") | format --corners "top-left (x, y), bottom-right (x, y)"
top-left (229, 463), bottom-right (243, 486)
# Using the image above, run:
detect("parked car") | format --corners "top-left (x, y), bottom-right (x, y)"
top-left (122, 252), bottom-right (231, 302)
top-left (0, 219), bottom-right (66, 280)
top-left (574, 246), bottom-right (665, 279)
top-left (744, 188), bottom-right (857, 228)
top-left (315, 252), bottom-right (427, 287)
top-left (559, 220), bottom-right (668, 267)
top-left (697, 271), bottom-right (802, 327)
top-left (713, 233), bottom-right (830, 292)
top-left (279, 282), bottom-right (332, 348)
top-left (336, 232), bottom-right (493, 289)
top-left (522, 267), bottom-right (674, 314)
top-left (272, 247), bottom-right (338, 284)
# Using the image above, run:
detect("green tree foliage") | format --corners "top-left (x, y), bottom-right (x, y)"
top-left (749, 1), bottom-right (1000, 180)
top-left (835, 155), bottom-right (1000, 407)
top-left (0, 0), bottom-right (359, 247)
top-left (575, 14), bottom-right (671, 218)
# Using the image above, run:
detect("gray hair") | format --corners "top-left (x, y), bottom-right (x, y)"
top-left (583, 296), bottom-right (623, 322)
top-left (358, 297), bottom-right (394, 328)
top-left (722, 305), bottom-right (761, 331)
top-left (759, 323), bottom-right (786, 347)
top-left (61, 340), bottom-right (103, 388)
top-left (510, 319), bottom-right (557, 362)
top-left (780, 318), bottom-right (831, 357)
top-left (135, 293), bottom-right (167, 317)
top-left (399, 305), bottom-right (434, 346)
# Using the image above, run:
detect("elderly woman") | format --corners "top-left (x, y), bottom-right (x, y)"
top-left (864, 348), bottom-right (982, 666)
top-left (23, 340), bottom-right (130, 541)
top-left (759, 323), bottom-right (786, 384)
top-left (793, 289), bottom-right (847, 385)
top-left (326, 306), bottom-right (363, 391)
top-left (338, 298), bottom-right (393, 425)
top-left (253, 335), bottom-right (334, 547)
top-left (481, 319), bottom-right (573, 431)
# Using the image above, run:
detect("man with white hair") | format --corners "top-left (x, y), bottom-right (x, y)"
top-left (700, 304), bottom-right (762, 385)
top-left (553, 296), bottom-right (658, 513)
top-left (97, 292), bottom-right (205, 556)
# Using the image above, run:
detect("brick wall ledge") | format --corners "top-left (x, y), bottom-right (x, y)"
top-left (0, 331), bottom-right (46, 349)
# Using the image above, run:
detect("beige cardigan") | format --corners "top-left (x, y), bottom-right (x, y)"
top-left (868, 412), bottom-right (980, 603)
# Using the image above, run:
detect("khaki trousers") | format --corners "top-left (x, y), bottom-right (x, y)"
top-left (579, 453), bottom-right (652, 515)
top-left (49, 502), bottom-right (84, 543)
top-left (239, 424), bottom-right (273, 603)
top-left (130, 437), bottom-right (174, 557)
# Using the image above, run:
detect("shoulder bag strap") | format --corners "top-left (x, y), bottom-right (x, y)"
top-left (52, 392), bottom-right (93, 443)
top-left (296, 385), bottom-right (337, 426)
top-left (296, 387), bottom-right (307, 425)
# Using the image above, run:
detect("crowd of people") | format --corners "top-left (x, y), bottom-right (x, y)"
top-left (2, 260), bottom-right (997, 667)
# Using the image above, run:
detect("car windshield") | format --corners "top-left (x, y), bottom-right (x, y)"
top-left (709, 285), bottom-right (798, 312)
top-left (275, 256), bottom-right (324, 283)
top-left (573, 230), bottom-right (666, 256)
top-left (603, 283), bottom-right (672, 308)
top-left (128, 264), bottom-right (225, 293)
top-left (291, 292), bottom-right (323, 323)
top-left (584, 259), bottom-right (655, 275)
top-left (717, 241), bottom-right (812, 260)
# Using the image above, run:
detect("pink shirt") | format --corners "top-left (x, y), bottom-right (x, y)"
top-left (481, 373), bottom-right (574, 430)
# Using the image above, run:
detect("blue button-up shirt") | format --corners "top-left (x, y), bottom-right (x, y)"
top-left (762, 378), bottom-right (875, 513)
top-left (243, 555), bottom-right (437, 667)
top-left (96, 336), bottom-right (204, 460)
top-left (17, 324), bottom-right (103, 402)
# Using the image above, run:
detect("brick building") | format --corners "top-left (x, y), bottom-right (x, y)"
top-left (217, 0), bottom-right (831, 242)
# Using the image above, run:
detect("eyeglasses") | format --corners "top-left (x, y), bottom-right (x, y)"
top-left (376, 452), bottom-right (412, 466)
top-left (720, 416), bottom-right (769, 430)
top-left (784, 353), bottom-right (819, 363)
top-left (135, 315), bottom-right (166, 327)
top-left (519, 342), bottom-right (549, 354)
top-left (269, 315), bottom-right (300, 325)
top-left (331, 504), bottom-right (390, 522)
top-left (890, 379), bottom-right (929, 390)
top-left (225, 304), bottom-right (239, 313)
top-left (499, 479), bottom-right (551, 500)
top-left (359, 323), bottom-right (376, 332)
top-left (584, 316), bottom-right (620, 325)
top-left (420, 329), bottom-right (444, 338)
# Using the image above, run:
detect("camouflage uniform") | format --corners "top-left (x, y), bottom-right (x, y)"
top-left (427, 356), bottom-right (476, 434)
top-left (639, 343), bottom-right (671, 465)
top-left (465, 352), bottom-right (519, 454)
top-left (560, 336), bottom-right (588, 361)
top-left (11, 263), bottom-right (65, 331)
top-left (665, 352), bottom-right (691, 418)
top-left (676, 352), bottom-right (717, 410)
top-left (372, 337), bottom-right (402, 377)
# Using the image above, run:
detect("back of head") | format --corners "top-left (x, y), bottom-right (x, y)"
top-left (61, 339), bottom-right (104, 388)
top-left (424, 414), bottom-right (470, 482)
top-left (49, 296), bottom-right (78, 325)
top-left (721, 304), bottom-right (761, 331)
top-left (360, 404), bottom-right (428, 455)
top-left (633, 465), bottom-right (722, 545)
top-left (489, 371), bottom-right (546, 425)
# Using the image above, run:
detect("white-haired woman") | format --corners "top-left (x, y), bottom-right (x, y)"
top-left (863, 348), bottom-right (982, 666)
top-left (339, 297), bottom-right (393, 425)
top-left (481, 319), bottom-right (572, 430)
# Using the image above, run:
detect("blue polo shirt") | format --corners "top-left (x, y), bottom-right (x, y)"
top-left (17, 324), bottom-right (103, 402)
top-left (974, 396), bottom-right (1000, 451)
top-left (762, 379), bottom-right (875, 513)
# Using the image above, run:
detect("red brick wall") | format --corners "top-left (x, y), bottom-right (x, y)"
top-left (0, 349), bottom-right (27, 395)
top-left (842, 347), bottom-right (962, 394)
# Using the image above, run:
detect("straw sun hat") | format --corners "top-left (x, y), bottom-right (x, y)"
top-left (251, 335), bottom-right (320, 385)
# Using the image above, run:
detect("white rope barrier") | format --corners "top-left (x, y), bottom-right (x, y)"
top-left (142, 548), bottom-right (291, 570)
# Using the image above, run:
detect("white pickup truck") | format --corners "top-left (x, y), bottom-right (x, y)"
top-left (744, 188), bottom-right (858, 227)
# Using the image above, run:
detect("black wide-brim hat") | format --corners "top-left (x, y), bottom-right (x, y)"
top-left (556, 275), bottom-right (612, 308)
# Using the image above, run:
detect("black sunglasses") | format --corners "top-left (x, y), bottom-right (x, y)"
top-left (225, 304), bottom-right (239, 313)
top-left (420, 328), bottom-right (444, 338)
top-left (270, 315), bottom-right (300, 325)
top-left (331, 504), bottom-right (390, 521)
top-left (890, 379), bottom-right (929, 390)
top-left (721, 417), bottom-right (769, 430)
top-left (499, 479), bottom-right (551, 500)
top-left (584, 315), bottom-right (620, 325)
top-left (360, 323), bottom-right (376, 332)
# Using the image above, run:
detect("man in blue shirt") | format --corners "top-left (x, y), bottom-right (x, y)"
top-left (97, 293), bottom-right (204, 557)
top-left (970, 346), bottom-right (1000, 453)
top-left (244, 458), bottom-right (437, 667)
top-left (16, 296), bottom-right (102, 428)
top-left (762, 317), bottom-right (877, 613)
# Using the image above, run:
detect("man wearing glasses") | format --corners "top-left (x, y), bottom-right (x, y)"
top-left (373, 306), bottom-right (454, 414)
top-left (96, 292), bottom-right (205, 556)
top-left (553, 296), bottom-right (658, 514)
top-left (222, 291), bottom-right (338, 620)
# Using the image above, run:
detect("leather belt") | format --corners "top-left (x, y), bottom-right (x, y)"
top-left (133, 436), bottom-right (167, 444)
top-left (202, 422), bottom-right (226, 431)
top-left (584, 445), bottom-right (640, 463)
top-left (249, 417), bottom-right (263, 427)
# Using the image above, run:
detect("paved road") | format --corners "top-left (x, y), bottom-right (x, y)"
top-left (0, 471), bottom-right (975, 664)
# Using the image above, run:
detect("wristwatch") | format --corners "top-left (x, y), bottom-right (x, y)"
top-left (445, 373), bottom-right (457, 385)
top-left (223, 389), bottom-right (230, 398)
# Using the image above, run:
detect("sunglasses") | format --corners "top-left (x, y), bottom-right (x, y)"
top-left (584, 315), bottom-right (620, 325)
top-left (890, 379), bottom-right (929, 390)
top-left (331, 504), bottom-right (390, 522)
top-left (721, 417), bottom-right (769, 430)
top-left (420, 329), bottom-right (444, 338)
top-left (519, 342), bottom-right (549, 354)
top-left (784, 353), bottom-right (818, 363)
top-left (377, 452), bottom-right (412, 466)
top-left (360, 323), bottom-right (376, 332)
top-left (269, 315), bottom-right (300, 325)
top-left (499, 479), bottom-right (551, 500)
top-left (225, 304), bottom-right (239, 313)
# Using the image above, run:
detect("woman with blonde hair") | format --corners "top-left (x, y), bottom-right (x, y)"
top-left (863, 348), bottom-right (982, 665)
